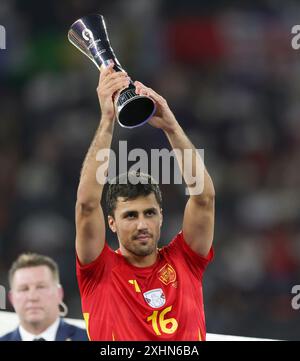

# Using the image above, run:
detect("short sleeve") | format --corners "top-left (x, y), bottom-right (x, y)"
top-left (165, 231), bottom-right (214, 280)
top-left (76, 243), bottom-right (116, 297)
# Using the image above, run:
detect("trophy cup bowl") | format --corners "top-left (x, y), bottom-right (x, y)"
top-left (68, 14), bottom-right (156, 128)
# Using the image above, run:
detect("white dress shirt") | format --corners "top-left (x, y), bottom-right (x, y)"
top-left (19, 318), bottom-right (60, 341)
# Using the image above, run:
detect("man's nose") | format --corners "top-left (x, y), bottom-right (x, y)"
top-left (137, 217), bottom-right (148, 230)
top-left (27, 288), bottom-right (39, 300)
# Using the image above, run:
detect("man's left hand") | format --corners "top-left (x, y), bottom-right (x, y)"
top-left (134, 81), bottom-right (179, 133)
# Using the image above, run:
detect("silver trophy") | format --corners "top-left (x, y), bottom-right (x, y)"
top-left (68, 14), bottom-right (156, 128)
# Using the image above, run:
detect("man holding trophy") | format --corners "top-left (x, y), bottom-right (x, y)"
top-left (70, 14), bottom-right (215, 341)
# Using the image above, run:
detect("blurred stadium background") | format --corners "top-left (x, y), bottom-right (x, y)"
top-left (0, 0), bottom-right (300, 340)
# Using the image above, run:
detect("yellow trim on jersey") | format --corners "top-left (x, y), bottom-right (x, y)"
top-left (128, 279), bottom-right (141, 293)
top-left (83, 312), bottom-right (91, 341)
top-left (198, 328), bottom-right (202, 341)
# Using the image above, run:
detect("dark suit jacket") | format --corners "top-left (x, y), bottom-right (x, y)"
top-left (0, 318), bottom-right (88, 341)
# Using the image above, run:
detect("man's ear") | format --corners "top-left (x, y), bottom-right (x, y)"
top-left (160, 208), bottom-right (163, 227)
top-left (108, 215), bottom-right (117, 233)
top-left (57, 284), bottom-right (64, 302)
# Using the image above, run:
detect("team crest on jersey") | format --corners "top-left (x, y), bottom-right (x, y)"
top-left (157, 263), bottom-right (176, 285)
top-left (143, 288), bottom-right (166, 308)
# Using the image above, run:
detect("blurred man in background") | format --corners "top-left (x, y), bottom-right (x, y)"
top-left (0, 253), bottom-right (88, 341)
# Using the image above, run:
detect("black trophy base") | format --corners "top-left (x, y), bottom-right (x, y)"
top-left (118, 96), bottom-right (156, 128)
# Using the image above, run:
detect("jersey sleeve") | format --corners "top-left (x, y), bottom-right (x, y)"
top-left (166, 231), bottom-right (214, 280)
top-left (76, 243), bottom-right (116, 298)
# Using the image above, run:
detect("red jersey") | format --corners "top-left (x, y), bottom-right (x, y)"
top-left (76, 231), bottom-right (213, 341)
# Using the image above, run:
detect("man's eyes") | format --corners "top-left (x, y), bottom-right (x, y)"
top-left (125, 210), bottom-right (156, 218)
top-left (18, 285), bottom-right (47, 292)
top-left (125, 213), bottom-right (136, 218)
top-left (37, 285), bottom-right (46, 289)
top-left (18, 288), bottom-right (28, 292)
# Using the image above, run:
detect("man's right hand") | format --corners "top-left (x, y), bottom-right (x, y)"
top-left (97, 62), bottom-right (130, 121)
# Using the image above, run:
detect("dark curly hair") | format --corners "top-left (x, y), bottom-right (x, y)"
top-left (106, 171), bottom-right (162, 216)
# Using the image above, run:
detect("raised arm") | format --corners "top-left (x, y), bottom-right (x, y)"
top-left (164, 126), bottom-right (215, 257)
top-left (135, 81), bottom-right (215, 257)
top-left (76, 64), bottom-right (130, 265)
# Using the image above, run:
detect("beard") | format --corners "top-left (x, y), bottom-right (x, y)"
top-left (125, 233), bottom-right (157, 257)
